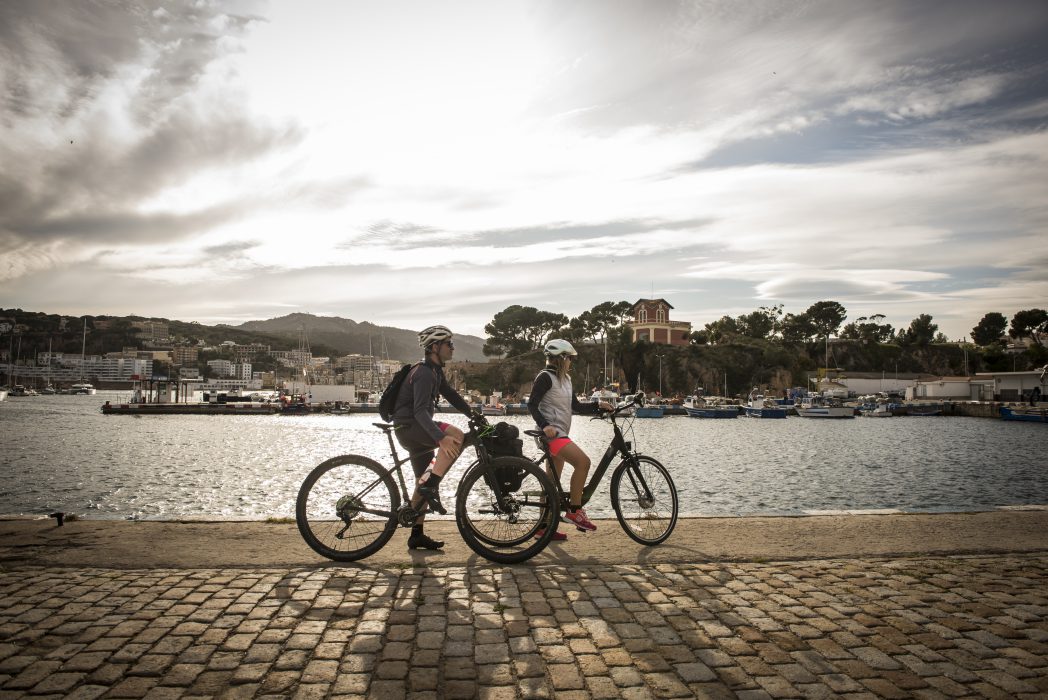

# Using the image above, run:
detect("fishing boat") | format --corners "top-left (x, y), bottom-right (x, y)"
top-left (1000, 406), bottom-right (1048, 423)
top-left (796, 394), bottom-right (855, 419)
top-left (684, 405), bottom-right (739, 419)
top-left (634, 405), bottom-right (665, 418)
top-left (861, 403), bottom-right (893, 418)
top-left (743, 390), bottom-right (787, 418)
top-left (482, 404), bottom-right (507, 416)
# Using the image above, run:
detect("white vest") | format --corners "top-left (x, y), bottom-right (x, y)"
top-left (537, 369), bottom-right (574, 438)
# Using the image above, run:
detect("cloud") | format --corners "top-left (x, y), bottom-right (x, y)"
top-left (2, 0), bottom-right (1047, 345)
top-left (0, 0), bottom-right (299, 280)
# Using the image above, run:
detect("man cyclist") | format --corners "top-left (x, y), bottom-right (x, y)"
top-left (391, 324), bottom-right (476, 550)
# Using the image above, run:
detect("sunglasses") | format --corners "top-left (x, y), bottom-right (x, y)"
top-left (443, 340), bottom-right (455, 349)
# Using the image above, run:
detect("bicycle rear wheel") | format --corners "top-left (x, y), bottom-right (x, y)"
top-left (296, 454), bottom-right (400, 562)
top-left (455, 456), bottom-right (559, 564)
top-left (611, 455), bottom-right (678, 545)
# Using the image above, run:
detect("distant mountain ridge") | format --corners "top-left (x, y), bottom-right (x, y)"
top-left (226, 313), bottom-right (488, 363)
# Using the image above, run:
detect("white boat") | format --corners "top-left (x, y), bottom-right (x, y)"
top-left (481, 404), bottom-right (507, 416)
top-left (71, 383), bottom-right (97, 395)
top-left (861, 403), bottom-right (893, 418)
top-left (796, 394), bottom-right (855, 419)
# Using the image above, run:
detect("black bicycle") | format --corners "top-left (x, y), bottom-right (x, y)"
top-left (528, 394), bottom-right (679, 545)
top-left (296, 415), bottom-right (560, 564)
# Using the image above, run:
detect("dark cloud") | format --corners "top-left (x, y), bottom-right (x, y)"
top-left (530, 0), bottom-right (1048, 144)
top-left (0, 0), bottom-right (300, 267)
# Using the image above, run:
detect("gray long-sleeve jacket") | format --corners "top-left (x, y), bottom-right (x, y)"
top-left (391, 359), bottom-right (472, 443)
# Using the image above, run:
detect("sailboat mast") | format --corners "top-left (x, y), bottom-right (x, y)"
top-left (80, 318), bottom-right (87, 383)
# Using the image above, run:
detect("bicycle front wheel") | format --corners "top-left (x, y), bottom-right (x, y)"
top-left (296, 454), bottom-right (400, 562)
top-left (611, 455), bottom-right (678, 546)
top-left (455, 456), bottom-right (559, 564)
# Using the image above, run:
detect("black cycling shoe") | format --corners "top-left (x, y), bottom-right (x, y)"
top-left (417, 485), bottom-right (447, 515)
top-left (407, 532), bottom-right (445, 550)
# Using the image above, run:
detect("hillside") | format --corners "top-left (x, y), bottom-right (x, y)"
top-left (228, 314), bottom-right (487, 363)
top-left (0, 309), bottom-right (488, 364)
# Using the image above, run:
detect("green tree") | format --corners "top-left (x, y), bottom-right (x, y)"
top-left (805, 301), bottom-right (847, 339)
top-left (736, 305), bottom-right (782, 339)
top-left (704, 316), bottom-right (739, 344)
top-left (780, 313), bottom-right (814, 343)
top-left (483, 305), bottom-right (568, 357)
top-left (483, 306), bottom-right (538, 357)
top-left (840, 314), bottom-right (894, 343)
top-left (971, 312), bottom-right (1008, 347)
top-left (1009, 309), bottom-right (1048, 347)
top-left (901, 314), bottom-right (939, 346)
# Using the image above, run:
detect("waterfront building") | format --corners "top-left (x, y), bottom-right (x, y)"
top-left (625, 299), bottom-right (692, 346)
top-left (975, 370), bottom-right (1047, 402)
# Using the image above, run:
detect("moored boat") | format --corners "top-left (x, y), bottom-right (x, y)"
top-left (684, 405), bottom-right (739, 419)
top-left (861, 403), bottom-right (893, 418)
top-left (796, 394), bottom-right (855, 419)
top-left (743, 391), bottom-right (787, 418)
top-left (634, 406), bottom-right (665, 418)
top-left (1000, 406), bottom-right (1048, 423)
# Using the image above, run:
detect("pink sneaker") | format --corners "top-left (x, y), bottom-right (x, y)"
top-left (535, 528), bottom-right (568, 541)
top-left (563, 508), bottom-right (596, 532)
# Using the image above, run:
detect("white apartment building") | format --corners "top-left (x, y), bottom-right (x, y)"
top-left (207, 359), bottom-right (235, 377)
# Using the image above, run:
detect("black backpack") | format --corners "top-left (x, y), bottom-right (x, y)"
top-left (378, 363), bottom-right (419, 422)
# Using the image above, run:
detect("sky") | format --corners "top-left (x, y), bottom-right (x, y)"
top-left (2, 0), bottom-right (1047, 341)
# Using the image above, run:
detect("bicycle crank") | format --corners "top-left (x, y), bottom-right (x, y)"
top-left (396, 504), bottom-right (421, 527)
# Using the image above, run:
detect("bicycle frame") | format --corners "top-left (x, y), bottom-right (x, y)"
top-left (348, 419), bottom-right (505, 521)
top-left (533, 401), bottom-right (656, 509)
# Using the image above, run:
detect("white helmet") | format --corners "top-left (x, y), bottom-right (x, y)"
top-left (418, 324), bottom-right (453, 349)
top-left (544, 339), bottom-right (577, 357)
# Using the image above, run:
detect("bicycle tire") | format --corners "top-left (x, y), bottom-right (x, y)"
top-left (455, 456), bottom-right (559, 564)
top-left (296, 454), bottom-right (400, 562)
top-left (610, 454), bottom-right (678, 546)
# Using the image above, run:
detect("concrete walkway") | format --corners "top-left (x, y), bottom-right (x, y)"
top-left (1, 514), bottom-right (1047, 698)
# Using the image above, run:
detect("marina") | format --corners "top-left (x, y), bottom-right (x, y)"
top-left (1, 393), bottom-right (1046, 522)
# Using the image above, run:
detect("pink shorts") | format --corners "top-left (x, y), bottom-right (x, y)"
top-left (436, 422), bottom-right (450, 432)
top-left (548, 437), bottom-right (572, 456)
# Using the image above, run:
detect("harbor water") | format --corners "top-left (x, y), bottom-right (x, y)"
top-left (1, 393), bottom-right (1046, 520)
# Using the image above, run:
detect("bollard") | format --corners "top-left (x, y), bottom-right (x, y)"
top-left (49, 512), bottom-right (65, 526)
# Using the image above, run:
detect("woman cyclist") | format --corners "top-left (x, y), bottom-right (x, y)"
top-left (527, 339), bottom-right (613, 537)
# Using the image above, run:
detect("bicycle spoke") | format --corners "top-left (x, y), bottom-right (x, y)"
top-left (612, 456), bottom-right (678, 545)
top-left (296, 455), bottom-right (399, 561)
top-left (456, 456), bottom-right (559, 564)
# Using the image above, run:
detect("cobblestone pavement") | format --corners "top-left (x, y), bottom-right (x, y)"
top-left (1, 555), bottom-right (1046, 699)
